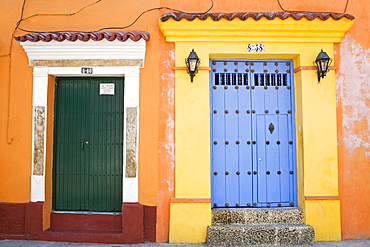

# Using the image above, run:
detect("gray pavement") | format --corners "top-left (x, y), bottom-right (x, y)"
top-left (1, 240), bottom-right (370, 247)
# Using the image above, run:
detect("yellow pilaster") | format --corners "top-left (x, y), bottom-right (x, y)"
top-left (169, 202), bottom-right (212, 243)
top-left (305, 200), bottom-right (341, 241)
top-left (175, 66), bottom-right (210, 198)
top-left (297, 61), bottom-right (342, 241)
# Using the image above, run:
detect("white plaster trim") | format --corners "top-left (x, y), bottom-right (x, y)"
top-left (31, 67), bottom-right (49, 202)
top-left (20, 39), bottom-right (146, 67)
top-left (124, 67), bottom-right (140, 107)
top-left (123, 178), bottom-right (138, 202)
top-left (31, 175), bottom-right (45, 202)
top-left (30, 66), bottom-right (140, 203)
top-left (121, 67), bottom-right (139, 202)
top-left (33, 67), bottom-right (49, 106)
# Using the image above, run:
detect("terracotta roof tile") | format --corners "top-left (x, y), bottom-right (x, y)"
top-left (15, 31), bottom-right (150, 42)
top-left (160, 11), bottom-right (355, 22)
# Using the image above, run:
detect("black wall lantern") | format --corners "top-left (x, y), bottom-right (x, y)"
top-left (314, 49), bottom-right (332, 82)
top-left (185, 49), bottom-right (200, 82)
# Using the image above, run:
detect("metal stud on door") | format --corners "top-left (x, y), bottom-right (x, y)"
top-left (210, 59), bottom-right (296, 208)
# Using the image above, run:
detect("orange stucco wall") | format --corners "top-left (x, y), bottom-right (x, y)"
top-left (0, 0), bottom-right (163, 204)
top-left (334, 1), bottom-right (370, 239)
top-left (0, 0), bottom-right (170, 241)
top-left (0, 0), bottom-right (369, 242)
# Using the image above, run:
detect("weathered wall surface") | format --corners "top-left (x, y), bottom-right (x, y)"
top-left (0, 0), bottom-right (369, 242)
top-left (333, 0), bottom-right (370, 240)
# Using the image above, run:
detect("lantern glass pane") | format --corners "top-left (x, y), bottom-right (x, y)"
top-left (189, 59), bottom-right (197, 71)
top-left (323, 59), bottom-right (331, 71)
top-left (320, 60), bottom-right (327, 71)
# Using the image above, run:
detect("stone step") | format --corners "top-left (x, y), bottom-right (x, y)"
top-left (212, 207), bottom-right (303, 225)
top-left (207, 224), bottom-right (314, 246)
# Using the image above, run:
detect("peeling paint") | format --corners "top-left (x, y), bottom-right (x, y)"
top-left (337, 34), bottom-right (370, 156)
top-left (160, 48), bottom-right (175, 191)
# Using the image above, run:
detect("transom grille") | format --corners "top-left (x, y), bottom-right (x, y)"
top-left (254, 74), bottom-right (287, 86)
top-left (211, 60), bottom-right (291, 87)
top-left (215, 73), bottom-right (249, 86)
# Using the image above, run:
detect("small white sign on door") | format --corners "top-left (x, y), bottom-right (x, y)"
top-left (99, 83), bottom-right (115, 95)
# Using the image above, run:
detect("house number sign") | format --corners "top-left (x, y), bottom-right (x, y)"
top-left (248, 44), bottom-right (265, 52)
top-left (81, 67), bottom-right (93, 74)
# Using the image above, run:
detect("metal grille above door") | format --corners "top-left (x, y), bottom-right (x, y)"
top-left (53, 77), bottom-right (124, 212)
top-left (210, 60), bottom-right (296, 208)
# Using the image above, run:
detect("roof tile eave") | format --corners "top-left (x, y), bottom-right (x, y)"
top-left (160, 11), bottom-right (355, 22)
top-left (14, 31), bottom-right (150, 42)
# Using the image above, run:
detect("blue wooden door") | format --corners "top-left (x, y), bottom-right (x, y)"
top-left (210, 59), bottom-right (296, 208)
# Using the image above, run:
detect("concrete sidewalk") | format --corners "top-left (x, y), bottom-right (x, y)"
top-left (1, 240), bottom-right (370, 247)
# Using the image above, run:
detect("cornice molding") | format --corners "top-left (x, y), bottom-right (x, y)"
top-left (159, 12), bottom-right (354, 43)
top-left (19, 39), bottom-right (147, 68)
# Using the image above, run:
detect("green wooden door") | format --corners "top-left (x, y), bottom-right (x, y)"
top-left (53, 77), bottom-right (124, 212)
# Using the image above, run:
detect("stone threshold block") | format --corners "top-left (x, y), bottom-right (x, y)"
top-left (207, 224), bottom-right (314, 246)
top-left (212, 208), bottom-right (303, 225)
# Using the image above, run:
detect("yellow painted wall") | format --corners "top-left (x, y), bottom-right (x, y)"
top-left (294, 70), bottom-right (306, 211)
top-left (305, 200), bottom-right (341, 241)
top-left (162, 17), bottom-right (353, 242)
top-left (174, 64), bottom-right (210, 198)
top-left (169, 203), bottom-right (212, 243)
top-left (300, 70), bottom-right (340, 196)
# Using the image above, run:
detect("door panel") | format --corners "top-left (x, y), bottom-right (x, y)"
top-left (211, 81), bottom-right (226, 207)
top-left (238, 81), bottom-right (253, 206)
top-left (211, 59), bottom-right (296, 208)
top-left (53, 77), bottom-right (124, 212)
top-left (264, 115), bottom-right (280, 203)
top-left (225, 84), bottom-right (239, 206)
top-left (256, 114), bottom-right (268, 203)
top-left (278, 115), bottom-right (289, 202)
